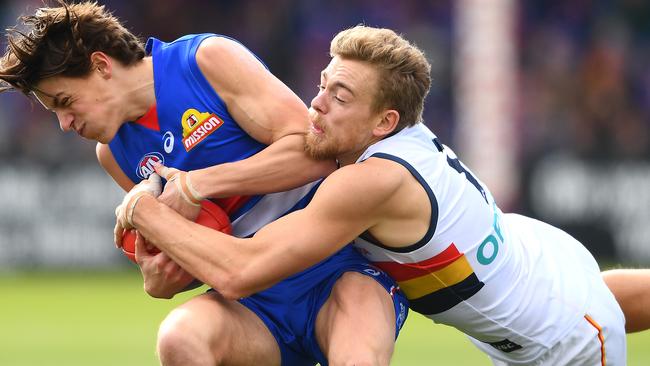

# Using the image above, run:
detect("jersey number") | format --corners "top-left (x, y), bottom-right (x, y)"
top-left (446, 156), bottom-right (488, 204)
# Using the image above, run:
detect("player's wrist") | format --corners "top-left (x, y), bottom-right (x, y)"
top-left (184, 171), bottom-right (204, 204)
top-left (126, 191), bottom-right (152, 227)
top-left (187, 169), bottom-right (214, 199)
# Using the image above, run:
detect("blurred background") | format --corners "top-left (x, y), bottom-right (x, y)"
top-left (0, 0), bottom-right (649, 365)
top-left (1, 0), bottom-right (649, 269)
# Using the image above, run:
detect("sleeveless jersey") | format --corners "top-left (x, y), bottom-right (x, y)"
top-left (109, 34), bottom-right (319, 238)
top-left (353, 123), bottom-right (593, 363)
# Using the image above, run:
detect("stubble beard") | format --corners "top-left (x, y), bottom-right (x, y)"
top-left (304, 131), bottom-right (339, 161)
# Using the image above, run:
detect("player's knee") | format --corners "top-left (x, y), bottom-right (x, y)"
top-left (158, 299), bottom-right (239, 365)
top-left (157, 308), bottom-right (222, 365)
top-left (157, 329), bottom-right (188, 365)
top-left (157, 311), bottom-right (195, 361)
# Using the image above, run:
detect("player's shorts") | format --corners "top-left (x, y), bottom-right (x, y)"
top-left (489, 279), bottom-right (626, 366)
top-left (237, 245), bottom-right (409, 366)
top-left (483, 215), bottom-right (626, 366)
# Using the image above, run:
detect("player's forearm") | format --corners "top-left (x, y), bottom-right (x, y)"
top-left (130, 195), bottom-right (322, 299)
top-left (191, 134), bottom-right (337, 198)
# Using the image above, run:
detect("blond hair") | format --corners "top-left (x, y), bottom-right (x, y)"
top-left (330, 25), bottom-right (431, 130)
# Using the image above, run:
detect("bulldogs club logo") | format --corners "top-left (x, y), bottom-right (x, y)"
top-left (136, 152), bottom-right (164, 179)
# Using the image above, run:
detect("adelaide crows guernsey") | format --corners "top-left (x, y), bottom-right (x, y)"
top-left (109, 34), bottom-right (319, 238)
top-left (353, 123), bottom-right (596, 363)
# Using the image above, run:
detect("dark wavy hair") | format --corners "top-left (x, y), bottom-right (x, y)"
top-left (0, 0), bottom-right (145, 94)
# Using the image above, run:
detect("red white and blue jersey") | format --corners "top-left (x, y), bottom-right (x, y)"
top-left (109, 34), bottom-right (319, 237)
top-left (353, 123), bottom-right (599, 363)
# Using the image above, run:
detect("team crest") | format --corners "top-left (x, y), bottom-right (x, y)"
top-left (181, 108), bottom-right (224, 151)
top-left (136, 152), bottom-right (164, 179)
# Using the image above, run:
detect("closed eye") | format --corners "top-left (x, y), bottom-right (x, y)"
top-left (53, 96), bottom-right (72, 108)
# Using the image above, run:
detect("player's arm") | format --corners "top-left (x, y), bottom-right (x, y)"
top-left (130, 161), bottom-right (402, 300)
top-left (134, 235), bottom-right (202, 299)
top-left (187, 36), bottom-right (337, 197)
top-left (97, 144), bottom-right (199, 297)
top-left (96, 143), bottom-right (134, 191)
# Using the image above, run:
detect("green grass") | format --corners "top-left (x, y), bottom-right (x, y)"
top-left (1, 271), bottom-right (648, 365)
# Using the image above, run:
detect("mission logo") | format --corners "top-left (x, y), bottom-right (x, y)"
top-left (181, 108), bottom-right (224, 151)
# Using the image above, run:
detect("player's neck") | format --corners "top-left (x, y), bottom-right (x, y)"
top-left (121, 57), bottom-right (156, 121)
top-left (337, 150), bottom-right (364, 167)
top-left (337, 134), bottom-right (387, 166)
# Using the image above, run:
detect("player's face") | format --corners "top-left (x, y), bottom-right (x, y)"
top-left (307, 57), bottom-right (384, 165)
top-left (34, 72), bottom-right (123, 143)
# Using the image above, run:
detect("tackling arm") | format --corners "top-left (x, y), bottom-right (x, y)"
top-left (129, 163), bottom-right (399, 300)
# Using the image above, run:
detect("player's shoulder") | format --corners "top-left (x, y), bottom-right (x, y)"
top-left (197, 35), bottom-right (236, 53)
top-left (195, 36), bottom-right (254, 67)
top-left (195, 35), bottom-right (267, 94)
top-left (319, 159), bottom-right (407, 201)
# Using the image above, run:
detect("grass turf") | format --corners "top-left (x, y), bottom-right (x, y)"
top-left (1, 270), bottom-right (648, 365)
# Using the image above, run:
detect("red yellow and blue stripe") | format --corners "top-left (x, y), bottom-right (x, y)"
top-left (374, 244), bottom-right (484, 315)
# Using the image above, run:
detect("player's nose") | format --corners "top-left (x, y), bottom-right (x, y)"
top-left (310, 92), bottom-right (327, 114)
top-left (55, 110), bottom-right (75, 132)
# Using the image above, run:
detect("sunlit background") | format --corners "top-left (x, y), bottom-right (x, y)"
top-left (1, 0), bottom-right (649, 365)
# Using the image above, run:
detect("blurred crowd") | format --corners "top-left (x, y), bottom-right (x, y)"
top-left (0, 0), bottom-right (454, 168)
top-left (0, 0), bottom-right (647, 169)
top-left (2, 0), bottom-right (648, 164)
top-left (519, 0), bottom-right (650, 162)
top-left (0, 1), bottom-right (649, 264)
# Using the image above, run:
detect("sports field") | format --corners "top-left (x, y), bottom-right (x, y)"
top-left (1, 270), bottom-right (648, 365)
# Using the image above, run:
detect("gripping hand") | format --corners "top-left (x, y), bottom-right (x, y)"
top-left (114, 173), bottom-right (162, 248)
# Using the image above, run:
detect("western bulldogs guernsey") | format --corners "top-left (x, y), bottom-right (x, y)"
top-left (109, 33), bottom-right (319, 238)
top-left (107, 34), bottom-right (408, 366)
top-left (353, 123), bottom-right (618, 364)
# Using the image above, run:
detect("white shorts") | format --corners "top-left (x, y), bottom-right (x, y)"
top-left (490, 276), bottom-right (626, 366)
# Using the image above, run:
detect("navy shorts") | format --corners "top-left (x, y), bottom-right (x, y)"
top-left (237, 245), bottom-right (409, 366)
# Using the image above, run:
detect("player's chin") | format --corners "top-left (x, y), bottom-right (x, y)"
top-left (92, 131), bottom-right (111, 144)
top-left (304, 138), bottom-right (336, 161)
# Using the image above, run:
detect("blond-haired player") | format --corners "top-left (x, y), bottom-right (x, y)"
top-left (122, 26), bottom-right (643, 365)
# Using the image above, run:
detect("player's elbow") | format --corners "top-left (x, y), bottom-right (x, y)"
top-left (208, 274), bottom-right (249, 300)
top-left (208, 267), bottom-right (261, 300)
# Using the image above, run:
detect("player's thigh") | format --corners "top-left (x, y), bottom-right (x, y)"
top-left (159, 291), bottom-right (281, 365)
top-left (315, 271), bottom-right (396, 364)
top-left (602, 268), bottom-right (650, 333)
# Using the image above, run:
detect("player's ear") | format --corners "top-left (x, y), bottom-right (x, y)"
top-left (373, 109), bottom-right (399, 138)
top-left (90, 51), bottom-right (112, 78)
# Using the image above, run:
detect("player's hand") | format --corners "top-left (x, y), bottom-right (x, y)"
top-left (134, 232), bottom-right (195, 299)
top-left (153, 162), bottom-right (203, 221)
top-left (114, 173), bottom-right (162, 248)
